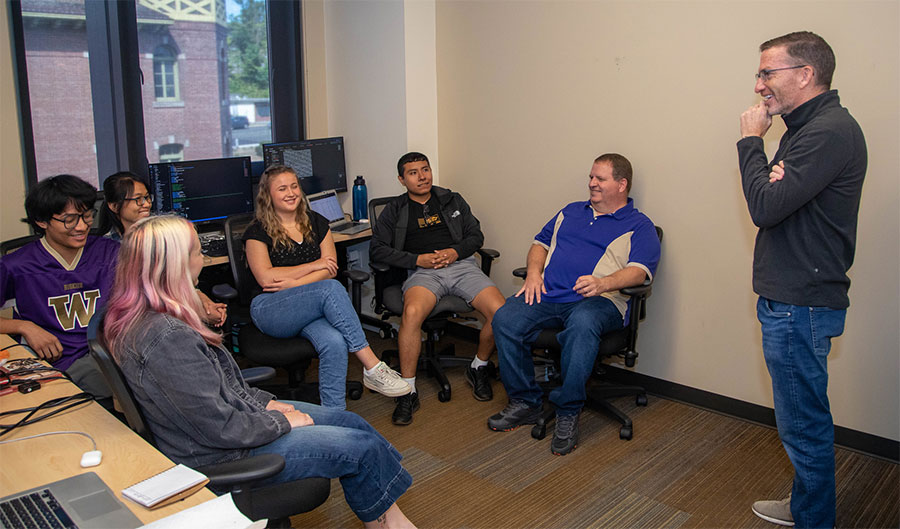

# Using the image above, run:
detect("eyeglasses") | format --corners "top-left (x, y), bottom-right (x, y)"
top-left (755, 65), bottom-right (807, 81)
top-left (50, 210), bottom-right (95, 230)
top-left (123, 194), bottom-right (153, 207)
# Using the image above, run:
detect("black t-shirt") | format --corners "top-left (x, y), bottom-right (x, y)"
top-left (242, 212), bottom-right (330, 266)
top-left (404, 196), bottom-right (454, 254)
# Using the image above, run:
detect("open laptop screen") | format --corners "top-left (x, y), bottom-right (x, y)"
top-left (307, 191), bottom-right (345, 224)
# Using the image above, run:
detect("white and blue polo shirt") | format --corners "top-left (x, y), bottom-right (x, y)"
top-left (534, 198), bottom-right (660, 318)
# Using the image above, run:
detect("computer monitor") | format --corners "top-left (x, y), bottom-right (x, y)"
top-left (148, 156), bottom-right (254, 225)
top-left (262, 136), bottom-right (348, 194)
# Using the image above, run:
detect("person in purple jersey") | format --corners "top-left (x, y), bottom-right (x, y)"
top-left (487, 154), bottom-right (660, 456)
top-left (0, 175), bottom-right (119, 398)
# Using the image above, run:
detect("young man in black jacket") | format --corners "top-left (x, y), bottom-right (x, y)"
top-left (738, 31), bottom-right (866, 529)
top-left (370, 152), bottom-right (506, 425)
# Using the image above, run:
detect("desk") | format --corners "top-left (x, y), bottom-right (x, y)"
top-left (0, 335), bottom-right (216, 524)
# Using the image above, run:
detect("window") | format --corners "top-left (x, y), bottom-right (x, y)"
top-left (153, 45), bottom-right (179, 101)
top-left (11, 0), bottom-right (305, 188)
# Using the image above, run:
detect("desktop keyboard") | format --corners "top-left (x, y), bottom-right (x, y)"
top-left (0, 489), bottom-right (78, 529)
top-left (200, 232), bottom-right (228, 257)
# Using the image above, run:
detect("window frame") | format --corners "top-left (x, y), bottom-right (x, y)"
top-left (9, 0), bottom-right (306, 189)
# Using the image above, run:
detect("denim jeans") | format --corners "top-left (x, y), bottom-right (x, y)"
top-left (757, 297), bottom-right (846, 529)
top-left (493, 294), bottom-right (624, 415)
top-left (250, 280), bottom-right (369, 409)
top-left (249, 400), bottom-right (412, 522)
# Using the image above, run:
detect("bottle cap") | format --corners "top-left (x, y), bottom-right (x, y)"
top-left (354, 175), bottom-right (365, 185)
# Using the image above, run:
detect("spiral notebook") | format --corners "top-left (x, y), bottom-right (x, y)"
top-left (122, 464), bottom-right (209, 509)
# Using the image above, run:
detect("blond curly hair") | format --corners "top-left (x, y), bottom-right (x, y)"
top-left (255, 165), bottom-right (313, 249)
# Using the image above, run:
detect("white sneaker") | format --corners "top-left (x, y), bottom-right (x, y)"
top-left (752, 494), bottom-right (794, 526)
top-left (363, 361), bottom-right (411, 397)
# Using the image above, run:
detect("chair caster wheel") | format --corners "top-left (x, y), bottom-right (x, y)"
top-left (531, 424), bottom-right (547, 440)
top-left (379, 328), bottom-right (391, 339)
top-left (437, 389), bottom-right (451, 402)
top-left (636, 394), bottom-right (647, 406)
top-left (619, 426), bottom-right (633, 440)
top-left (348, 388), bottom-right (362, 400)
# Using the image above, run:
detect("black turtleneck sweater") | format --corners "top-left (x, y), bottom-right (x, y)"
top-left (737, 89), bottom-right (867, 309)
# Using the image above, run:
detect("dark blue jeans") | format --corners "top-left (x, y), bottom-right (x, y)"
top-left (757, 297), bottom-right (846, 529)
top-left (493, 294), bottom-right (624, 416)
top-left (249, 400), bottom-right (412, 522)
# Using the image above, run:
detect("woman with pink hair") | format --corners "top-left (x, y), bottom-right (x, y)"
top-left (102, 215), bottom-right (415, 528)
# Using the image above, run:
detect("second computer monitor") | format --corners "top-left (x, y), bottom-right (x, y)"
top-left (148, 156), bottom-right (254, 224)
top-left (262, 136), bottom-right (347, 195)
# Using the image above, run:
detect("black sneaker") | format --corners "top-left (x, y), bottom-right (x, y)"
top-left (551, 412), bottom-right (579, 455)
top-left (392, 392), bottom-right (420, 426)
top-left (465, 364), bottom-right (494, 401)
top-left (487, 400), bottom-right (542, 431)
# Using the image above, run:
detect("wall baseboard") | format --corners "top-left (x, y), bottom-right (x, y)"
top-left (602, 364), bottom-right (900, 463)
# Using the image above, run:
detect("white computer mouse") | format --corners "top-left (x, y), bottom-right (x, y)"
top-left (80, 450), bottom-right (102, 468)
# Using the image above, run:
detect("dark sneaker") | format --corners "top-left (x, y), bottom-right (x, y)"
top-left (551, 412), bottom-right (579, 455)
top-left (487, 400), bottom-right (542, 431)
top-left (391, 392), bottom-right (420, 426)
top-left (465, 364), bottom-right (494, 401)
top-left (752, 494), bottom-right (794, 526)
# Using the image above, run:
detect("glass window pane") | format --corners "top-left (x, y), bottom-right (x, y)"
top-left (137, 0), bottom-right (272, 164)
top-left (20, 0), bottom-right (100, 186)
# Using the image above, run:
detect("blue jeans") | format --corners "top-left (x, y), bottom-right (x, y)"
top-left (757, 297), bottom-right (846, 529)
top-left (493, 294), bottom-right (624, 415)
top-left (249, 401), bottom-right (412, 522)
top-left (250, 280), bottom-right (369, 409)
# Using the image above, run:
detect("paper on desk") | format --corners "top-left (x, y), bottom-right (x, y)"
top-left (138, 493), bottom-right (266, 529)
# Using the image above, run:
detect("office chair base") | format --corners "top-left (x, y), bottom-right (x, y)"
top-left (381, 342), bottom-right (472, 402)
top-left (531, 384), bottom-right (648, 441)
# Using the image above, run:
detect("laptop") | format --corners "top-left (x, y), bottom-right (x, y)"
top-left (306, 190), bottom-right (370, 235)
top-left (0, 472), bottom-right (141, 529)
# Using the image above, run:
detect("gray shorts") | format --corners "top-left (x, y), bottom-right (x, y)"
top-left (402, 256), bottom-right (497, 304)
top-left (66, 353), bottom-right (112, 399)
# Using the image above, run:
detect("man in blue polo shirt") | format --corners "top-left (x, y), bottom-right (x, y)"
top-left (487, 153), bottom-right (660, 455)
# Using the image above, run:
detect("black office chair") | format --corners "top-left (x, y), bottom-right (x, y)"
top-left (367, 196), bottom-right (499, 402)
top-left (86, 324), bottom-right (330, 527)
top-left (516, 226), bottom-right (663, 441)
top-left (211, 213), bottom-right (365, 402)
top-left (1, 235), bottom-right (38, 255)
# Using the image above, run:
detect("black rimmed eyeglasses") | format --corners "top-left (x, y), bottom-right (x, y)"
top-left (123, 194), bottom-right (153, 207)
top-left (50, 210), bottom-right (95, 230)
top-left (756, 65), bottom-right (807, 81)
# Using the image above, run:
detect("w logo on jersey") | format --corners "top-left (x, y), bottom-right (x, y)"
top-left (48, 290), bottom-right (101, 331)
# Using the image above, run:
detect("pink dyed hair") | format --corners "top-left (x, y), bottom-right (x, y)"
top-left (102, 215), bottom-right (221, 357)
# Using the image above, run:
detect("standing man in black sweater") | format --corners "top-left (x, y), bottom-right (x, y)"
top-left (738, 31), bottom-right (866, 529)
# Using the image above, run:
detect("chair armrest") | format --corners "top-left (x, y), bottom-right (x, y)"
top-left (344, 269), bottom-right (370, 284)
top-left (621, 279), bottom-right (653, 298)
top-left (370, 261), bottom-right (390, 273)
top-left (512, 267), bottom-right (527, 279)
top-left (476, 248), bottom-right (499, 276)
top-left (196, 453), bottom-right (285, 489)
top-left (211, 283), bottom-right (238, 302)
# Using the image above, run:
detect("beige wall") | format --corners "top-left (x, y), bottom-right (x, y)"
top-left (1, 0), bottom-right (28, 241)
top-left (434, 1), bottom-right (899, 440)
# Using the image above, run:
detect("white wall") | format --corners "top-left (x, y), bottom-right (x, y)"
top-left (304, 0), bottom-right (899, 441)
top-left (0, 0), bottom-right (28, 241)
top-left (433, 0), bottom-right (899, 441)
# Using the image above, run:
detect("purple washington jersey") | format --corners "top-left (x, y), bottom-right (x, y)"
top-left (0, 236), bottom-right (119, 370)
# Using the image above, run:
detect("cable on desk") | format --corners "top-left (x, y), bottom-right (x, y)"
top-left (0, 392), bottom-right (94, 438)
top-left (0, 430), bottom-right (97, 451)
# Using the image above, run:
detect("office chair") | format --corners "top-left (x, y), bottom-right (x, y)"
top-left (1, 235), bottom-right (38, 255)
top-left (367, 196), bottom-right (499, 402)
top-left (515, 226), bottom-right (663, 441)
top-left (86, 323), bottom-right (330, 527)
top-left (211, 213), bottom-right (365, 402)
